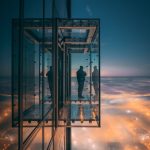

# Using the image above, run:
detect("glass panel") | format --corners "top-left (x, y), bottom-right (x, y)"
top-left (24, 0), bottom-right (43, 18)
top-left (22, 34), bottom-right (35, 117)
top-left (12, 20), bottom-right (19, 126)
top-left (71, 53), bottom-right (89, 100)
top-left (12, 18), bottom-right (54, 149)
top-left (12, 19), bottom-right (53, 125)
top-left (54, 127), bottom-right (66, 150)
top-left (12, 0), bottom-right (70, 149)
top-left (44, 127), bottom-right (53, 150)
top-left (55, 0), bottom-right (69, 18)
top-left (45, 0), bottom-right (52, 18)
top-left (43, 46), bottom-right (53, 121)
top-left (27, 128), bottom-right (42, 150)
top-left (57, 19), bottom-right (100, 127)
top-left (12, 17), bottom-right (100, 150)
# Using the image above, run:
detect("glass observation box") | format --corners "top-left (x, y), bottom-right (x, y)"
top-left (12, 19), bottom-right (100, 128)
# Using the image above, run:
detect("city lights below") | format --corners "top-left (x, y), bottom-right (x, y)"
top-left (0, 77), bottom-right (150, 150)
top-left (72, 77), bottom-right (150, 150)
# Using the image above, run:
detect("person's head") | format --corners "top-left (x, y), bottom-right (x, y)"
top-left (94, 66), bottom-right (97, 70)
top-left (80, 66), bottom-right (83, 70)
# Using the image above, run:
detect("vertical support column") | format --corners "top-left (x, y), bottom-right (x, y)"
top-left (69, 52), bottom-right (71, 101)
top-left (67, 2), bottom-right (72, 147)
top-left (66, 0), bottom-right (72, 146)
top-left (66, 127), bottom-right (71, 150)
top-left (42, 0), bottom-right (45, 149)
top-left (12, 20), bottom-right (15, 127)
top-left (66, 51), bottom-right (72, 150)
top-left (65, 47), bottom-right (68, 102)
top-left (52, 1), bottom-right (56, 150)
top-left (39, 45), bottom-right (41, 106)
top-left (18, 0), bottom-right (24, 149)
top-left (98, 20), bottom-right (101, 127)
top-left (63, 45), bottom-right (66, 105)
top-left (52, 18), bottom-right (58, 128)
top-left (90, 45), bottom-right (92, 102)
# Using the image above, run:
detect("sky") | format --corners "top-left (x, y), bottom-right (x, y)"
top-left (72, 0), bottom-right (150, 76)
top-left (0, 0), bottom-right (150, 76)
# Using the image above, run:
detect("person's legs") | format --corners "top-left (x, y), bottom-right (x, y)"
top-left (93, 82), bottom-right (99, 95)
top-left (78, 81), bottom-right (84, 98)
top-left (93, 82), bottom-right (99, 99)
top-left (49, 81), bottom-right (53, 98)
top-left (50, 86), bottom-right (53, 98)
top-left (96, 83), bottom-right (99, 95)
top-left (93, 83), bottom-right (96, 95)
top-left (80, 81), bottom-right (84, 96)
top-left (78, 82), bottom-right (82, 97)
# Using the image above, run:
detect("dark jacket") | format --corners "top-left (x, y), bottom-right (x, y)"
top-left (77, 69), bottom-right (86, 82)
top-left (46, 70), bottom-right (53, 82)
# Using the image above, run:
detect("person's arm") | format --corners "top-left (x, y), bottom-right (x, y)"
top-left (46, 71), bottom-right (48, 76)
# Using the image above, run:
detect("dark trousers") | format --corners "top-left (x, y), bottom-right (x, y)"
top-left (50, 85), bottom-right (53, 97)
top-left (48, 81), bottom-right (53, 98)
top-left (78, 81), bottom-right (84, 97)
top-left (93, 82), bottom-right (99, 95)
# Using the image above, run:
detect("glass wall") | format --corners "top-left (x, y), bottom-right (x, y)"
top-left (12, 18), bottom-right (100, 150)
top-left (12, 0), bottom-right (100, 149)
top-left (12, 19), bottom-right (19, 127)
top-left (12, 0), bottom-right (71, 149)
top-left (12, 18), bottom-right (54, 148)
top-left (56, 19), bottom-right (100, 127)
top-left (12, 0), bottom-right (54, 149)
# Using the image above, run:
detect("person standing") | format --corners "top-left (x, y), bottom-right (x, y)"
top-left (46, 66), bottom-right (53, 98)
top-left (76, 66), bottom-right (86, 98)
top-left (92, 66), bottom-right (99, 96)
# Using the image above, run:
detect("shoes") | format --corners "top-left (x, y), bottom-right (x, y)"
top-left (78, 95), bottom-right (85, 99)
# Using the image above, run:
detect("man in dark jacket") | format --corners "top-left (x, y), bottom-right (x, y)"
top-left (76, 66), bottom-right (86, 98)
top-left (46, 66), bottom-right (53, 98)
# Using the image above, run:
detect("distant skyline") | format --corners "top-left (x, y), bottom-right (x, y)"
top-left (0, 0), bottom-right (150, 77)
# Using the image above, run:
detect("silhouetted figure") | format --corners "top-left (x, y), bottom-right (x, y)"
top-left (77, 66), bottom-right (86, 98)
top-left (46, 66), bottom-right (53, 98)
top-left (92, 66), bottom-right (99, 95)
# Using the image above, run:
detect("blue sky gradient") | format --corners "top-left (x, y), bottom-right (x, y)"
top-left (0, 0), bottom-right (150, 76)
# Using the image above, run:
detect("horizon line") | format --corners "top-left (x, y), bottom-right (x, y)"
top-left (0, 75), bottom-right (150, 78)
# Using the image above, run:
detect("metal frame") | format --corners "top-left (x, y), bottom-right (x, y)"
top-left (12, 17), bottom-right (100, 150)
top-left (12, 18), bottom-right (100, 127)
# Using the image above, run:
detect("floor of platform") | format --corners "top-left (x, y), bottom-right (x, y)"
top-left (13, 102), bottom-right (99, 123)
